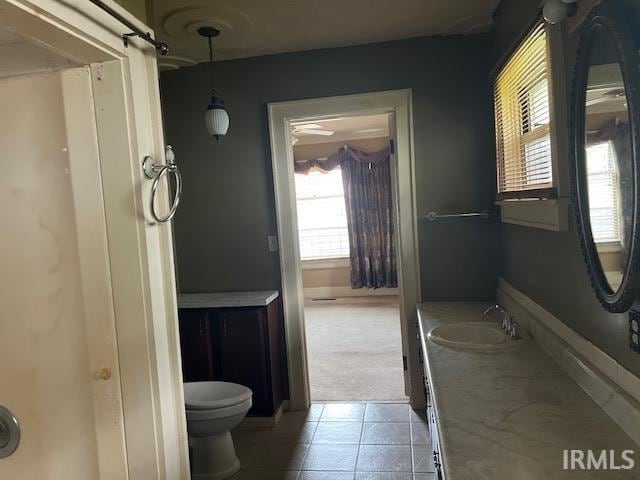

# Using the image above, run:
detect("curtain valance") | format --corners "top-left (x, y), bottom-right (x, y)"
top-left (293, 145), bottom-right (390, 175)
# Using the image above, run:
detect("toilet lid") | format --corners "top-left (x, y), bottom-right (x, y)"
top-left (184, 381), bottom-right (253, 410)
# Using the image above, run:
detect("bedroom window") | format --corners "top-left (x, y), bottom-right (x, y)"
top-left (294, 168), bottom-right (350, 260)
top-left (494, 21), bottom-right (555, 200)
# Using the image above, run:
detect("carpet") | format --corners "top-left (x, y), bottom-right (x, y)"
top-left (303, 297), bottom-right (408, 402)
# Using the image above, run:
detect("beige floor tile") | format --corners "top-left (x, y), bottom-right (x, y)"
top-left (302, 444), bottom-right (359, 471)
top-left (299, 472), bottom-right (355, 480)
top-left (364, 404), bottom-right (410, 422)
top-left (281, 404), bottom-right (326, 423)
top-left (313, 421), bottom-right (363, 444)
top-left (356, 445), bottom-right (412, 472)
top-left (238, 443), bottom-right (309, 471)
top-left (320, 403), bottom-right (366, 422)
top-left (270, 422), bottom-right (318, 444)
top-left (230, 470), bottom-right (300, 480)
top-left (409, 409), bottom-right (427, 423)
top-left (235, 422), bottom-right (317, 445)
top-left (361, 423), bottom-right (410, 445)
top-left (355, 473), bottom-right (413, 479)
top-left (411, 445), bottom-right (435, 473)
top-left (412, 474), bottom-right (436, 480)
top-left (409, 421), bottom-right (430, 445)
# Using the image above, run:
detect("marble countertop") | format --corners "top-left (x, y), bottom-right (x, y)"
top-left (417, 302), bottom-right (639, 480)
top-left (178, 290), bottom-right (279, 309)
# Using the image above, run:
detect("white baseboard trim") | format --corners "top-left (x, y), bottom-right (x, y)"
top-left (303, 286), bottom-right (399, 299)
top-left (498, 278), bottom-right (640, 446)
top-left (240, 402), bottom-right (284, 427)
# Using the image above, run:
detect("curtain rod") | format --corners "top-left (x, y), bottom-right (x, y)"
top-left (88, 0), bottom-right (169, 55)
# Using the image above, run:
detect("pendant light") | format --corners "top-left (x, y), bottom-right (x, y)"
top-left (199, 26), bottom-right (229, 142)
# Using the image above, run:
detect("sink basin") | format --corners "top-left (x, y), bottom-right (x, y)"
top-left (428, 322), bottom-right (529, 352)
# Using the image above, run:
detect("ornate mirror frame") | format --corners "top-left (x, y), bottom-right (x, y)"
top-left (571, 1), bottom-right (640, 312)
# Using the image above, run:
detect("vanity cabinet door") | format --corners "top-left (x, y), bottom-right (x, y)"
top-left (214, 307), bottom-right (272, 415)
top-left (178, 309), bottom-right (215, 382)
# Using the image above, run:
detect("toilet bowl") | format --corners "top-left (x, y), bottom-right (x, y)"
top-left (184, 381), bottom-right (253, 480)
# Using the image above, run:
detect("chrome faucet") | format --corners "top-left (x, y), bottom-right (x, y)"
top-left (483, 304), bottom-right (515, 336)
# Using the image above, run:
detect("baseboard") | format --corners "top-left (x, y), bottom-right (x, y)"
top-left (303, 286), bottom-right (399, 299)
top-left (498, 278), bottom-right (640, 446)
top-left (240, 402), bottom-right (284, 427)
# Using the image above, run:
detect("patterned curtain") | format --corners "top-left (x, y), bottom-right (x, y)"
top-left (293, 146), bottom-right (397, 288)
top-left (340, 148), bottom-right (397, 289)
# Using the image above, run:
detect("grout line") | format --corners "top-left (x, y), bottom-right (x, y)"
top-left (353, 406), bottom-right (367, 474)
top-left (410, 420), bottom-right (416, 474)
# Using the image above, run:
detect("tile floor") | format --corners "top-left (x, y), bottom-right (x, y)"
top-left (230, 403), bottom-right (434, 480)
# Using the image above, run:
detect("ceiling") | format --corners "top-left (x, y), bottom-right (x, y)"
top-left (0, 28), bottom-right (78, 79)
top-left (153, 0), bottom-right (502, 65)
top-left (291, 113), bottom-right (390, 146)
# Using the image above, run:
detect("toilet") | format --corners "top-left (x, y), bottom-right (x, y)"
top-left (184, 381), bottom-right (253, 480)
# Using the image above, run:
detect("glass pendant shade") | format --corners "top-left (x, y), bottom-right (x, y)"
top-left (543, 0), bottom-right (568, 24)
top-left (204, 95), bottom-right (229, 141)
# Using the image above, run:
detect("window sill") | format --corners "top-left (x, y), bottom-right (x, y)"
top-left (596, 243), bottom-right (622, 253)
top-left (301, 258), bottom-right (350, 270)
top-left (497, 197), bottom-right (570, 232)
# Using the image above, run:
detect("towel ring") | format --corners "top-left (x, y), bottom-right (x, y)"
top-left (142, 145), bottom-right (182, 224)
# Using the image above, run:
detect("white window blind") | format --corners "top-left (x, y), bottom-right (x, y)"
top-left (294, 168), bottom-right (350, 260)
top-left (494, 22), bottom-right (555, 199)
top-left (587, 142), bottom-right (622, 243)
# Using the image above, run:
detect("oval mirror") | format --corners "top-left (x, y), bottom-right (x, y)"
top-left (572, 1), bottom-right (640, 312)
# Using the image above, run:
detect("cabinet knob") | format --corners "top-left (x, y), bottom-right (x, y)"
top-left (97, 367), bottom-right (112, 380)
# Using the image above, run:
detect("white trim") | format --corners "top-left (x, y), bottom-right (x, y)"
top-left (268, 90), bottom-right (423, 411)
top-left (596, 242), bottom-right (622, 253)
top-left (62, 66), bottom-right (129, 479)
top-left (3, 2), bottom-right (189, 478)
top-left (303, 286), bottom-right (399, 299)
top-left (301, 258), bottom-right (350, 270)
top-left (497, 198), bottom-right (569, 231)
top-left (495, 23), bottom-right (572, 231)
top-left (497, 278), bottom-right (640, 445)
top-left (547, 23), bottom-right (570, 199)
top-left (239, 403), bottom-right (285, 427)
top-left (295, 130), bottom-right (390, 146)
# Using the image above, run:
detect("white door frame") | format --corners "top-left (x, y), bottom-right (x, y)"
top-left (1, 1), bottom-right (189, 478)
top-left (268, 90), bottom-right (424, 410)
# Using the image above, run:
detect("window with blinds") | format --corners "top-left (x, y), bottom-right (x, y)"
top-left (494, 21), bottom-right (555, 199)
top-left (587, 142), bottom-right (622, 244)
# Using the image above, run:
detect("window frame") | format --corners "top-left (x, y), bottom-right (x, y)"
top-left (494, 19), bottom-right (557, 201)
top-left (492, 17), bottom-right (570, 231)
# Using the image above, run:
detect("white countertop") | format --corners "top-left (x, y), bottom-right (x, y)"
top-left (178, 290), bottom-right (279, 309)
top-left (417, 302), bottom-right (639, 480)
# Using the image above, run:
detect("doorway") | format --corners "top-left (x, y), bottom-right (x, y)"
top-left (291, 113), bottom-right (406, 402)
top-left (268, 90), bottom-right (423, 411)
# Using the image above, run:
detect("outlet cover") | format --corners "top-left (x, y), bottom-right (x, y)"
top-left (630, 310), bottom-right (640, 353)
top-left (268, 235), bottom-right (279, 252)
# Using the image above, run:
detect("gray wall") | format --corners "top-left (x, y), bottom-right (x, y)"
top-left (491, 0), bottom-right (640, 376)
top-left (161, 34), bottom-right (500, 300)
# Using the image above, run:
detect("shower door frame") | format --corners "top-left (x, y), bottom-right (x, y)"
top-left (0, 1), bottom-right (189, 478)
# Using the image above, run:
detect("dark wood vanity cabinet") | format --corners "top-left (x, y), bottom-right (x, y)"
top-left (179, 309), bottom-right (216, 381)
top-left (178, 297), bottom-right (285, 417)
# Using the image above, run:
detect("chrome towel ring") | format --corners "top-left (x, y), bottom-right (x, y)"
top-left (142, 145), bottom-right (182, 224)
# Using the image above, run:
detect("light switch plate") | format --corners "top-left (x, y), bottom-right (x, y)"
top-left (268, 235), bottom-right (279, 252)
top-left (630, 310), bottom-right (640, 353)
